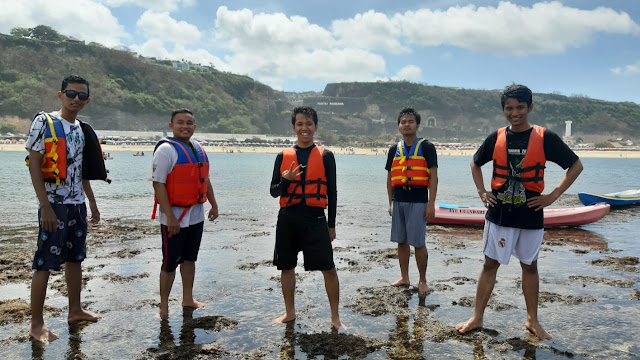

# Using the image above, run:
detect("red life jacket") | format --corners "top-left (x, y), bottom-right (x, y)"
top-left (390, 138), bottom-right (429, 188)
top-left (41, 113), bottom-right (68, 185)
top-left (491, 125), bottom-right (546, 193)
top-left (279, 146), bottom-right (327, 208)
top-left (152, 137), bottom-right (209, 221)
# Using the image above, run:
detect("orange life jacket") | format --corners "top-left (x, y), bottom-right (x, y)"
top-left (279, 146), bottom-right (327, 208)
top-left (390, 138), bottom-right (430, 188)
top-left (491, 125), bottom-right (546, 193)
top-left (152, 137), bottom-right (210, 221)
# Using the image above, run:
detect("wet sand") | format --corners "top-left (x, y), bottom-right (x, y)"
top-left (1, 216), bottom-right (638, 359)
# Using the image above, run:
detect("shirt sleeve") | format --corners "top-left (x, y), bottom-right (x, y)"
top-left (385, 145), bottom-right (396, 171)
top-left (543, 129), bottom-right (579, 169)
top-left (473, 131), bottom-right (498, 167)
top-left (25, 114), bottom-right (47, 154)
top-left (151, 143), bottom-right (177, 183)
top-left (324, 149), bottom-right (337, 228)
top-left (423, 141), bottom-right (438, 168)
top-left (270, 152), bottom-right (291, 198)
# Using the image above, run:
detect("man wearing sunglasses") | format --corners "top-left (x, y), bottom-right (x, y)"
top-left (25, 75), bottom-right (101, 343)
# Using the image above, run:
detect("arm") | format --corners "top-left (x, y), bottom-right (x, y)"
top-left (528, 159), bottom-right (583, 211)
top-left (153, 181), bottom-right (179, 236)
top-left (28, 150), bottom-right (57, 233)
top-left (387, 171), bottom-right (393, 216)
top-left (471, 160), bottom-right (496, 207)
top-left (270, 153), bottom-right (299, 198)
top-left (325, 151), bottom-right (337, 241)
top-left (426, 167), bottom-right (438, 221)
top-left (206, 179), bottom-right (219, 221)
top-left (82, 180), bottom-right (100, 223)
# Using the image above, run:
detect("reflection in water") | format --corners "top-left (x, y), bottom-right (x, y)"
top-left (67, 321), bottom-right (90, 359)
top-left (279, 321), bottom-right (295, 360)
top-left (387, 314), bottom-right (425, 360)
top-left (30, 339), bottom-right (45, 360)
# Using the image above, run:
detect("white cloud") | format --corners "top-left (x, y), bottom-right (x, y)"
top-left (0, 0), bottom-right (128, 47)
top-left (396, 1), bottom-right (640, 56)
top-left (213, 6), bottom-right (387, 88)
top-left (136, 11), bottom-right (201, 44)
top-left (393, 65), bottom-right (422, 81)
top-left (331, 10), bottom-right (408, 54)
top-left (99, 0), bottom-right (185, 11)
top-left (611, 61), bottom-right (640, 76)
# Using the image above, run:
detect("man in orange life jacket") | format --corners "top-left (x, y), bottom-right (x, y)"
top-left (385, 107), bottom-right (438, 296)
top-left (152, 108), bottom-right (219, 320)
top-left (270, 106), bottom-right (344, 330)
top-left (455, 84), bottom-right (583, 340)
top-left (25, 75), bottom-right (101, 343)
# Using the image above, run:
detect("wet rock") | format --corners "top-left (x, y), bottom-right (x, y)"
top-left (453, 295), bottom-right (516, 311)
top-left (538, 291), bottom-right (597, 305)
top-left (107, 249), bottom-right (143, 258)
top-left (590, 256), bottom-right (640, 272)
top-left (0, 299), bottom-right (62, 325)
top-left (101, 272), bottom-right (149, 282)
top-left (630, 290), bottom-right (640, 300)
top-left (431, 284), bottom-right (454, 292)
top-left (337, 257), bottom-right (372, 273)
top-left (297, 332), bottom-right (386, 359)
top-left (242, 231), bottom-right (270, 238)
top-left (50, 274), bottom-right (91, 296)
top-left (237, 259), bottom-right (272, 270)
top-left (188, 315), bottom-right (238, 332)
top-left (347, 286), bottom-right (421, 317)
top-left (443, 257), bottom-right (463, 266)
top-left (437, 276), bottom-right (477, 286)
top-left (569, 275), bottom-right (634, 288)
top-left (361, 248), bottom-right (398, 268)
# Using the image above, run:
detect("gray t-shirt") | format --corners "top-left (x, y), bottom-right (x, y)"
top-left (151, 142), bottom-right (205, 227)
top-left (25, 112), bottom-right (85, 205)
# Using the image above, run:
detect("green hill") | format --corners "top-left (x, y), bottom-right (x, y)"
top-left (2, 30), bottom-right (639, 142)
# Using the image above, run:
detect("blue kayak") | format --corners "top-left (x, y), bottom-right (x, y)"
top-left (578, 190), bottom-right (640, 206)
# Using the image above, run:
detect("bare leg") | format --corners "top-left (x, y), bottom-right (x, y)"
top-left (30, 270), bottom-right (57, 343)
top-left (180, 261), bottom-right (205, 309)
top-left (159, 269), bottom-right (176, 320)
top-left (414, 246), bottom-right (430, 295)
top-left (65, 262), bottom-right (101, 322)
top-left (455, 256), bottom-right (500, 334)
top-left (322, 267), bottom-right (345, 330)
top-left (391, 242), bottom-right (410, 286)
top-left (521, 261), bottom-right (552, 340)
top-left (273, 268), bottom-right (296, 323)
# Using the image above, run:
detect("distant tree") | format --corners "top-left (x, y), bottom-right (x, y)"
top-left (10, 27), bottom-right (31, 38)
top-left (30, 25), bottom-right (64, 41)
top-left (0, 124), bottom-right (18, 133)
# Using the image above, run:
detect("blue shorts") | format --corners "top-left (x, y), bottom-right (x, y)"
top-left (390, 201), bottom-right (428, 248)
top-left (33, 203), bottom-right (88, 271)
top-left (161, 221), bottom-right (204, 272)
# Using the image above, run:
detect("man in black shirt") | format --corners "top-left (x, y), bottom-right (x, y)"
top-left (385, 107), bottom-right (438, 296)
top-left (455, 84), bottom-right (583, 340)
top-left (270, 106), bottom-right (343, 330)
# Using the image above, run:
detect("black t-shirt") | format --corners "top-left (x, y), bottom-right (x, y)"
top-left (473, 127), bottom-right (579, 229)
top-left (270, 145), bottom-right (337, 227)
top-left (385, 139), bottom-right (438, 203)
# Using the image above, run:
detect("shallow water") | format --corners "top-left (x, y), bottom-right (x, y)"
top-left (0, 150), bottom-right (639, 359)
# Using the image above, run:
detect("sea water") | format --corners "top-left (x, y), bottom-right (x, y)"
top-left (0, 150), bottom-right (638, 359)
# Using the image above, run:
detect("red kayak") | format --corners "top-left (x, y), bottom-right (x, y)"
top-left (431, 203), bottom-right (610, 227)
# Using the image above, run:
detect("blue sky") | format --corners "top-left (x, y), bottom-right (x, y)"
top-left (1, 0), bottom-right (639, 103)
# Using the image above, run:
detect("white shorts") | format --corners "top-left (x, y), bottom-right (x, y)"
top-left (482, 220), bottom-right (544, 265)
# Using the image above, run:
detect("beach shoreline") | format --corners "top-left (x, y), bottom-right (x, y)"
top-left (3, 143), bottom-right (640, 158)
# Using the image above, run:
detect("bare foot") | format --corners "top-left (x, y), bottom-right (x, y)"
top-left (525, 320), bottom-right (552, 340)
top-left (30, 325), bottom-right (58, 343)
top-left (68, 309), bottom-right (102, 323)
top-left (455, 316), bottom-right (483, 334)
top-left (158, 304), bottom-right (169, 320)
top-left (331, 318), bottom-right (348, 331)
top-left (390, 279), bottom-right (410, 287)
top-left (182, 299), bottom-right (206, 309)
top-left (273, 314), bottom-right (296, 323)
top-left (418, 281), bottom-right (431, 296)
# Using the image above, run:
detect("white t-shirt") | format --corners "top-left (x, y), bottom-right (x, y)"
top-left (25, 112), bottom-right (85, 205)
top-left (151, 141), bottom-right (205, 227)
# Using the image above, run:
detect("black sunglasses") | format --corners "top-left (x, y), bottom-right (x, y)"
top-left (62, 90), bottom-right (89, 101)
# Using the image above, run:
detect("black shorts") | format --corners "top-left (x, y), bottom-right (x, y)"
top-left (274, 212), bottom-right (334, 271)
top-left (161, 221), bottom-right (204, 272)
top-left (33, 203), bottom-right (88, 271)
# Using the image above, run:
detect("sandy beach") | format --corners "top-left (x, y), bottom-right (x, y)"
top-left (3, 143), bottom-right (640, 158)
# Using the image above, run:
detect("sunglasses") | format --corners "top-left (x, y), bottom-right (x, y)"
top-left (62, 90), bottom-right (89, 101)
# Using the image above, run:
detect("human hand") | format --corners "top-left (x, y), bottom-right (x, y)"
top-left (281, 161), bottom-right (303, 181)
top-left (329, 227), bottom-right (336, 241)
top-left (388, 204), bottom-right (392, 216)
top-left (208, 204), bottom-right (219, 221)
top-left (89, 206), bottom-right (100, 224)
top-left (425, 203), bottom-right (435, 221)
top-left (527, 194), bottom-right (556, 211)
top-left (40, 205), bottom-right (58, 233)
top-left (480, 191), bottom-right (497, 208)
top-left (166, 215), bottom-right (180, 237)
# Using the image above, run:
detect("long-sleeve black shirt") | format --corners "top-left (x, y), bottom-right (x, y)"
top-left (270, 144), bottom-right (337, 227)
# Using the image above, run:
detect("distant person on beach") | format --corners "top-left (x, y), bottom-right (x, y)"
top-left (385, 107), bottom-right (438, 296)
top-left (25, 75), bottom-right (102, 342)
top-left (455, 84), bottom-right (583, 340)
top-left (269, 106), bottom-right (344, 330)
top-left (151, 108), bottom-right (219, 320)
